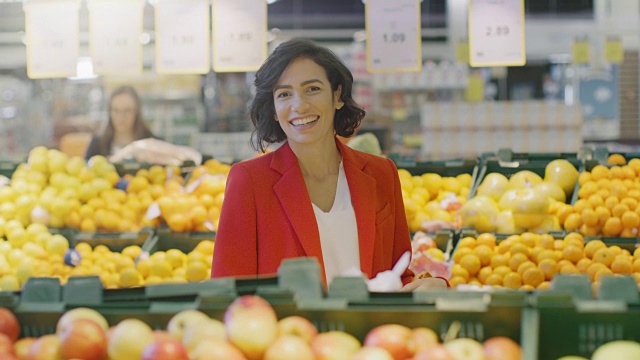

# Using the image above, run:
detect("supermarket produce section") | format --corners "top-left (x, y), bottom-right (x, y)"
top-left (0, 146), bottom-right (638, 359)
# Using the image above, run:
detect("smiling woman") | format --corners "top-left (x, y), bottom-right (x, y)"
top-left (211, 38), bottom-right (448, 291)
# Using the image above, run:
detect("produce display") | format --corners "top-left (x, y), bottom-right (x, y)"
top-left (449, 231), bottom-right (640, 292)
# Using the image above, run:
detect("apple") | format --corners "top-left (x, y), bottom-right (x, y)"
top-left (107, 319), bottom-right (154, 360)
top-left (167, 310), bottom-right (210, 341)
top-left (182, 318), bottom-right (226, 353)
top-left (592, 340), bottom-right (640, 360)
top-left (26, 334), bottom-right (62, 360)
top-left (414, 344), bottom-right (456, 360)
top-left (277, 316), bottom-right (318, 344)
top-left (59, 318), bottom-right (107, 360)
top-left (263, 335), bottom-right (314, 360)
top-left (14, 337), bottom-right (35, 360)
top-left (444, 338), bottom-right (485, 360)
top-left (56, 307), bottom-right (109, 334)
top-left (351, 346), bottom-right (394, 360)
top-left (412, 327), bottom-right (440, 353)
top-left (142, 336), bottom-right (189, 360)
top-left (0, 308), bottom-right (20, 342)
top-left (364, 324), bottom-right (415, 360)
top-left (311, 331), bottom-right (361, 360)
top-left (191, 338), bottom-right (247, 360)
top-left (483, 336), bottom-right (521, 360)
top-left (225, 295), bottom-right (278, 360)
top-left (0, 333), bottom-right (15, 356)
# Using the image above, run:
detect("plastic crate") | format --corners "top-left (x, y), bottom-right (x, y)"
top-left (68, 228), bottom-right (155, 253)
top-left (0, 160), bottom-right (18, 178)
top-left (149, 226), bottom-right (215, 255)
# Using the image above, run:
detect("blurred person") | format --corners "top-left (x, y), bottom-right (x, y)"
top-left (211, 38), bottom-right (447, 291)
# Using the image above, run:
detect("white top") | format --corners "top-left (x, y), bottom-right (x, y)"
top-left (312, 161), bottom-right (360, 285)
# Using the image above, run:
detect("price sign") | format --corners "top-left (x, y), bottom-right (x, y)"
top-left (212, 0), bottom-right (267, 72)
top-left (605, 37), bottom-right (623, 64)
top-left (24, 0), bottom-right (80, 79)
top-left (155, 0), bottom-right (210, 74)
top-left (572, 39), bottom-right (590, 64)
top-left (468, 0), bottom-right (526, 67)
top-left (366, 0), bottom-right (421, 72)
top-left (89, 0), bottom-right (144, 75)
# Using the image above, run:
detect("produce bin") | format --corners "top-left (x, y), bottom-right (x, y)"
top-left (151, 226), bottom-right (215, 255)
top-left (68, 227), bottom-right (155, 252)
top-left (0, 160), bottom-right (18, 178)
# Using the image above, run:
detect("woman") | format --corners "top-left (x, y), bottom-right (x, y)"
top-left (211, 38), bottom-right (445, 290)
top-left (84, 86), bottom-right (155, 161)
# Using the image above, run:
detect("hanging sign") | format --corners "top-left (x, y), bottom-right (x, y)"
top-left (212, 0), bottom-right (267, 72)
top-left (155, 0), bottom-right (210, 74)
top-left (572, 38), bottom-right (590, 64)
top-left (24, 0), bottom-right (80, 79)
top-left (366, 0), bottom-right (421, 72)
top-left (89, 0), bottom-right (144, 75)
top-left (605, 36), bottom-right (624, 64)
top-left (468, 0), bottom-right (526, 67)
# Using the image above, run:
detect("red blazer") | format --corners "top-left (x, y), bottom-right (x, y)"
top-left (210, 138), bottom-right (414, 286)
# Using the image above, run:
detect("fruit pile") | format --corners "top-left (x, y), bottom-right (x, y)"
top-left (559, 158), bottom-right (640, 238)
top-left (460, 159), bottom-right (579, 234)
top-left (399, 169), bottom-right (471, 233)
top-left (0, 295), bottom-right (524, 360)
top-left (449, 232), bottom-right (640, 293)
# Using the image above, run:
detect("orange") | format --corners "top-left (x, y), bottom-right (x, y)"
top-left (493, 266), bottom-right (512, 278)
top-left (576, 258), bottom-right (592, 272)
top-left (558, 259), bottom-right (573, 268)
top-left (490, 253), bottom-right (509, 269)
top-left (592, 248), bottom-right (614, 267)
top-left (539, 234), bottom-right (555, 250)
top-left (475, 233), bottom-right (497, 248)
top-left (459, 254), bottom-right (481, 276)
top-left (612, 204), bottom-right (631, 218)
top-left (594, 267), bottom-right (614, 282)
top-left (578, 181), bottom-right (598, 199)
top-left (517, 261), bottom-right (536, 277)
top-left (578, 172), bottom-right (592, 186)
top-left (564, 232), bottom-right (585, 247)
top-left (449, 276), bottom-right (467, 288)
top-left (635, 247), bottom-right (640, 259)
top-left (587, 194), bottom-right (605, 209)
top-left (522, 267), bottom-right (545, 288)
top-left (503, 272), bottom-right (522, 289)
top-left (468, 278), bottom-right (481, 286)
top-left (562, 245), bottom-right (584, 264)
top-left (633, 258), bottom-right (640, 273)
top-left (591, 165), bottom-right (609, 181)
top-left (608, 245), bottom-right (622, 257)
top-left (621, 197), bottom-right (639, 210)
top-left (610, 182), bottom-right (629, 199)
top-left (604, 195), bottom-right (619, 211)
top-left (473, 245), bottom-right (494, 267)
top-left (620, 227), bottom-right (638, 238)
top-left (560, 264), bottom-right (580, 274)
top-left (453, 247), bottom-right (473, 263)
top-left (597, 188), bottom-right (611, 199)
top-left (628, 189), bottom-right (640, 202)
top-left (603, 217), bottom-right (623, 237)
top-left (497, 239), bottom-right (514, 255)
top-left (609, 165), bottom-right (624, 179)
top-left (477, 267), bottom-right (493, 284)
top-left (510, 243), bottom-right (531, 258)
top-left (556, 204), bottom-right (575, 225)
top-left (573, 199), bottom-right (591, 214)
top-left (538, 258), bottom-right (559, 281)
top-left (607, 154), bottom-right (626, 165)
top-left (595, 206), bottom-right (612, 227)
top-left (485, 274), bottom-right (503, 286)
top-left (520, 232), bottom-right (540, 248)
top-left (581, 208), bottom-right (598, 227)
top-left (520, 284), bottom-right (535, 291)
top-left (584, 240), bottom-right (606, 259)
top-left (451, 264), bottom-right (470, 282)
top-left (457, 237), bottom-right (477, 249)
top-left (621, 211), bottom-right (640, 228)
top-left (554, 240), bottom-right (565, 251)
top-left (586, 263), bottom-right (607, 281)
top-left (127, 176), bottom-right (150, 194)
top-left (563, 213), bottom-right (583, 231)
top-left (530, 247), bottom-right (544, 264)
top-left (537, 281), bottom-right (551, 290)
top-left (508, 253), bottom-right (529, 272)
top-left (611, 257), bottom-right (633, 274)
top-left (628, 158), bottom-right (640, 173)
top-left (537, 249), bottom-right (560, 264)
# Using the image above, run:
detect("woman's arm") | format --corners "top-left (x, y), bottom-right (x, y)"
top-left (211, 163), bottom-right (259, 278)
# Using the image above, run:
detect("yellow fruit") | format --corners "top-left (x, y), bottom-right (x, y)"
top-left (150, 259), bottom-right (173, 278)
top-left (534, 182), bottom-right (566, 203)
top-left (119, 268), bottom-right (141, 288)
top-left (165, 249), bottom-right (186, 269)
top-left (607, 153), bottom-right (626, 165)
top-left (545, 160), bottom-right (579, 197)
top-left (476, 173), bottom-right (509, 201)
top-left (522, 267), bottom-right (545, 288)
top-left (459, 254), bottom-right (481, 276)
top-left (507, 170), bottom-right (543, 191)
top-left (185, 262), bottom-right (209, 282)
top-left (460, 196), bottom-right (499, 233)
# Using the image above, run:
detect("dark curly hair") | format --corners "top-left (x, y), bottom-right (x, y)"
top-left (250, 38), bottom-right (366, 153)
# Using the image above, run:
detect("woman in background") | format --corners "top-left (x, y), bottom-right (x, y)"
top-left (84, 86), bottom-right (154, 161)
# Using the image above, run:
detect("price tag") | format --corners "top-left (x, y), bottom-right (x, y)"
top-left (605, 37), bottom-right (623, 64)
top-left (24, 0), bottom-right (80, 79)
top-left (366, 0), bottom-right (421, 72)
top-left (572, 39), bottom-right (590, 64)
top-left (468, 0), bottom-right (526, 67)
top-left (145, 202), bottom-right (161, 220)
top-left (88, 0), bottom-right (144, 75)
top-left (212, 0), bottom-right (267, 72)
top-left (155, 0), bottom-right (210, 74)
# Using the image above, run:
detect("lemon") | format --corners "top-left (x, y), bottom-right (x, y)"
top-left (6, 228), bottom-right (28, 249)
top-left (149, 259), bottom-right (173, 278)
top-left (149, 251), bottom-right (166, 263)
top-left (119, 268), bottom-right (141, 288)
top-left (122, 245), bottom-right (142, 260)
top-left (185, 262), bottom-right (209, 282)
top-left (1, 275), bottom-right (20, 291)
top-left (145, 275), bottom-right (163, 285)
top-left (115, 256), bottom-right (135, 272)
top-left (7, 249), bottom-right (26, 267)
top-left (46, 234), bottom-right (69, 257)
top-left (173, 267), bottom-right (186, 279)
top-left (195, 240), bottom-right (215, 256)
top-left (0, 241), bottom-right (12, 255)
top-left (74, 242), bottom-right (93, 256)
top-left (16, 261), bottom-right (34, 285)
top-left (165, 249), bottom-right (186, 269)
top-left (23, 243), bottom-right (47, 259)
top-left (136, 259), bottom-right (150, 278)
top-left (187, 251), bottom-right (206, 266)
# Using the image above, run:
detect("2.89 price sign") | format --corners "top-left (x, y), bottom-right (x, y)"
top-left (469, 0), bottom-right (525, 67)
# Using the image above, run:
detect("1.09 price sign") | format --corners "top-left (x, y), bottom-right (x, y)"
top-left (366, 0), bottom-right (421, 72)
top-left (468, 0), bottom-right (526, 67)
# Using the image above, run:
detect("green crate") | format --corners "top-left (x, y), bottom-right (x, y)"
top-left (114, 160), bottom-right (197, 178)
top-left (148, 226), bottom-right (215, 255)
top-left (496, 148), bottom-right (590, 163)
top-left (68, 228), bottom-right (155, 253)
top-left (0, 160), bottom-right (18, 178)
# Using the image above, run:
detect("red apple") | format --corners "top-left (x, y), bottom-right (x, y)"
top-left (263, 335), bottom-right (314, 360)
top-left (364, 324), bottom-right (415, 360)
top-left (59, 318), bottom-right (107, 360)
top-left (107, 319), bottom-right (154, 360)
top-left (483, 336), bottom-right (521, 360)
top-left (444, 338), bottom-right (485, 360)
top-left (414, 344), bottom-right (456, 360)
top-left (14, 337), bottom-right (35, 360)
top-left (167, 310), bottom-right (210, 341)
top-left (311, 331), bottom-right (361, 360)
top-left (182, 318), bottom-right (226, 353)
top-left (277, 316), bottom-right (318, 344)
top-left (26, 334), bottom-right (62, 360)
top-left (351, 346), bottom-right (394, 360)
top-left (412, 327), bottom-right (439, 353)
top-left (0, 333), bottom-right (15, 356)
top-left (56, 307), bottom-right (108, 334)
top-left (224, 295), bottom-right (278, 360)
top-left (191, 338), bottom-right (247, 360)
top-left (142, 336), bottom-right (189, 360)
top-left (0, 308), bottom-right (20, 342)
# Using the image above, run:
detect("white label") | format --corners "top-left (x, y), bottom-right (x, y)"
top-left (145, 202), bottom-right (161, 220)
top-left (155, 0), bottom-right (210, 74)
top-left (212, 0), bottom-right (267, 72)
top-left (25, 0), bottom-right (80, 79)
top-left (366, 0), bottom-right (421, 72)
top-left (89, 0), bottom-right (144, 75)
top-left (468, 0), bottom-right (526, 67)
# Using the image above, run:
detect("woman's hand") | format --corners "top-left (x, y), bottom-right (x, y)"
top-left (401, 277), bottom-right (449, 292)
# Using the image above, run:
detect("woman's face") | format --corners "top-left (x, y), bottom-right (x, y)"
top-left (273, 57), bottom-right (343, 148)
top-left (109, 93), bottom-right (137, 135)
